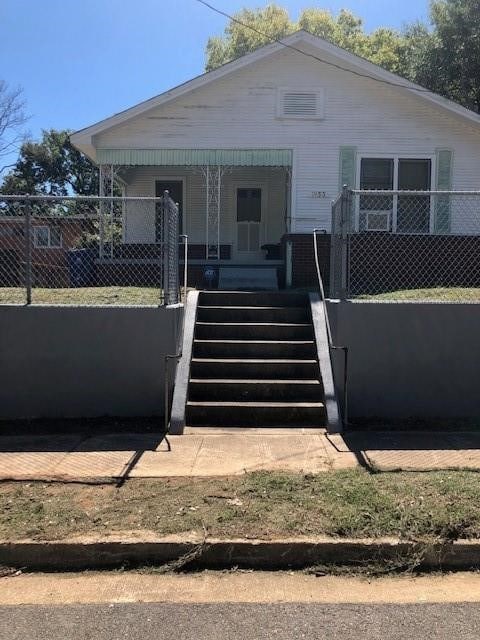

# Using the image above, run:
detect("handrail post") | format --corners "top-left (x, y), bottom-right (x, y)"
top-left (180, 234), bottom-right (188, 303)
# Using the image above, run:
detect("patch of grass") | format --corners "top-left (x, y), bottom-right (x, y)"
top-left (1, 470), bottom-right (480, 543)
top-left (0, 286), bottom-right (164, 306)
top-left (357, 287), bottom-right (480, 302)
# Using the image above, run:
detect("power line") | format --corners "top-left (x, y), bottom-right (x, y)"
top-left (195, 0), bottom-right (432, 94)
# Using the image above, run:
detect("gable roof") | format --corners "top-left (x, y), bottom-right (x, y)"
top-left (71, 30), bottom-right (480, 160)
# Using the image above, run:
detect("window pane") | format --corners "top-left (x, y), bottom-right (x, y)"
top-left (360, 159), bottom-right (394, 190)
top-left (49, 227), bottom-right (62, 247)
top-left (397, 159), bottom-right (431, 233)
top-left (237, 188), bottom-right (261, 222)
top-left (398, 159), bottom-right (431, 190)
top-left (34, 227), bottom-right (49, 247)
top-left (359, 159), bottom-right (393, 229)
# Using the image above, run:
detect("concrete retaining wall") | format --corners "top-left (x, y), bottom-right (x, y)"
top-left (0, 305), bottom-right (183, 419)
top-left (327, 301), bottom-right (480, 419)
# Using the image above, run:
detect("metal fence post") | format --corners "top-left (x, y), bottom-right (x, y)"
top-left (339, 185), bottom-right (351, 301)
top-left (162, 192), bottom-right (168, 304)
top-left (24, 197), bottom-right (32, 304)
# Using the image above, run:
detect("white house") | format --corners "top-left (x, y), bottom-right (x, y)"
top-left (71, 30), bottom-right (480, 287)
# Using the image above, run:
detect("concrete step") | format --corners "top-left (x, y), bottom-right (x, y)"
top-left (195, 322), bottom-right (313, 341)
top-left (190, 358), bottom-right (319, 379)
top-left (193, 339), bottom-right (316, 359)
top-left (196, 306), bottom-right (309, 323)
top-left (186, 401), bottom-right (326, 427)
top-left (188, 379), bottom-right (323, 402)
top-left (199, 291), bottom-right (308, 307)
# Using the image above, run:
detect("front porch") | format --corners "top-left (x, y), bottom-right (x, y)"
top-left (98, 149), bottom-right (292, 288)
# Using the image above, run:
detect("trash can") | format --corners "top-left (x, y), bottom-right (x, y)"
top-left (67, 248), bottom-right (96, 287)
top-left (202, 265), bottom-right (219, 289)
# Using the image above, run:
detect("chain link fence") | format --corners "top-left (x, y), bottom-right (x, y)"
top-left (0, 194), bottom-right (183, 306)
top-left (330, 188), bottom-right (480, 300)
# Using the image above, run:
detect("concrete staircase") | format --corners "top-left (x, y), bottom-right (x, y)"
top-left (185, 291), bottom-right (326, 429)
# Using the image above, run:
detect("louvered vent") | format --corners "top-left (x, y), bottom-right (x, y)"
top-left (277, 88), bottom-right (325, 119)
top-left (283, 92), bottom-right (317, 116)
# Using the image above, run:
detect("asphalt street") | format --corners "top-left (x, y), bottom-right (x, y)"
top-left (5, 603), bottom-right (480, 640)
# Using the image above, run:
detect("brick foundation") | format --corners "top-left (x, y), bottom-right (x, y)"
top-left (349, 233), bottom-right (480, 294)
top-left (282, 233), bottom-right (331, 291)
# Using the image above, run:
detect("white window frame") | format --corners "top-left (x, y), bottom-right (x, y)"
top-left (33, 225), bottom-right (62, 249)
top-left (355, 153), bottom-right (436, 234)
top-left (276, 87), bottom-right (325, 120)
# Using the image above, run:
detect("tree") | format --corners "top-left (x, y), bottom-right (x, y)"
top-left (406, 0), bottom-right (480, 113)
top-left (0, 129), bottom-right (98, 196)
top-left (205, 5), bottom-right (293, 71)
top-left (0, 81), bottom-right (29, 173)
top-left (204, 2), bottom-right (480, 114)
top-left (204, 4), bottom-right (408, 74)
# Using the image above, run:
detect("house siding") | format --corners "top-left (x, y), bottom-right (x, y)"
top-left (123, 166), bottom-right (287, 247)
top-left (95, 45), bottom-right (480, 234)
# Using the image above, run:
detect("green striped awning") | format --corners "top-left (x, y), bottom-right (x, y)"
top-left (96, 149), bottom-right (292, 167)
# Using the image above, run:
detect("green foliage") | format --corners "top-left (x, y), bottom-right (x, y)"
top-left (0, 129), bottom-right (98, 196)
top-left (74, 217), bottom-right (123, 249)
top-left (204, 1), bottom-right (480, 113)
top-left (205, 4), bottom-right (293, 71)
top-left (409, 0), bottom-right (480, 112)
top-left (205, 4), bottom-right (408, 74)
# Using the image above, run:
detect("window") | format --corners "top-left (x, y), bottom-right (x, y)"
top-left (358, 156), bottom-right (432, 233)
top-left (276, 88), bottom-right (325, 119)
top-left (33, 225), bottom-right (62, 248)
top-left (397, 159), bottom-right (431, 233)
top-left (0, 226), bottom-right (23, 238)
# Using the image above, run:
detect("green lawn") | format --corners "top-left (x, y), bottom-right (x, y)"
top-left (0, 286), bottom-right (164, 305)
top-left (1, 285), bottom-right (479, 305)
top-left (357, 287), bottom-right (480, 302)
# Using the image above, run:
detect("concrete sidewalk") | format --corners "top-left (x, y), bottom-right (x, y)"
top-left (0, 429), bottom-right (480, 481)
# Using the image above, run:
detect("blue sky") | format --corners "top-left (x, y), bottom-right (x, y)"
top-left (1, 0), bottom-right (429, 168)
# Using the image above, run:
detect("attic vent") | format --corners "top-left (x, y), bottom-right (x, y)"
top-left (277, 88), bottom-right (325, 120)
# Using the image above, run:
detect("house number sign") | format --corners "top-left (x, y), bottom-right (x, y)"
top-left (311, 191), bottom-right (327, 198)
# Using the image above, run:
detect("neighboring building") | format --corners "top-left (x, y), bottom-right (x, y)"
top-left (0, 216), bottom-right (90, 287)
top-left (71, 31), bottom-right (480, 288)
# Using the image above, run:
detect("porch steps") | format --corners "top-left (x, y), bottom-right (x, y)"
top-left (218, 267), bottom-right (278, 290)
top-left (185, 291), bottom-right (327, 429)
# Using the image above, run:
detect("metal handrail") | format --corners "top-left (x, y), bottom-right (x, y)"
top-left (313, 228), bottom-right (349, 426)
top-left (163, 233), bottom-right (188, 448)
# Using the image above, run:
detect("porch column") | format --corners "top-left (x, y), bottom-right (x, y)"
top-left (99, 163), bottom-right (115, 259)
top-left (200, 165), bottom-right (229, 261)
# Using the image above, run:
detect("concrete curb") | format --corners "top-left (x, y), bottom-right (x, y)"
top-left (1, 536), bottom-right (480, 571)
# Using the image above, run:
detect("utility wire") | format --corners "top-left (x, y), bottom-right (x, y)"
top-left (195, 0), bottom-right (433, 94)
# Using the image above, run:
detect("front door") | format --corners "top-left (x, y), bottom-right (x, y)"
top-left (155, 180), bottom-right (183, 242)
top-left (236, 187), bottom-right (263, 261)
